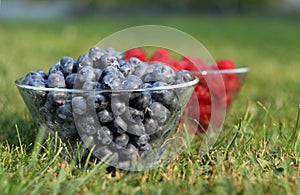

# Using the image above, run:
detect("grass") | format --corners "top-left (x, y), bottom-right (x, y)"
top-left (0, 14), bottom-right (300, 194)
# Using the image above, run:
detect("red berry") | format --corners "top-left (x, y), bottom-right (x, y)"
top-left (180, 57), bottom-right (209, 71)
top-left (125, 48), bottom-right (148, 62)
top-left (214, 59), bottom-right (235, 70)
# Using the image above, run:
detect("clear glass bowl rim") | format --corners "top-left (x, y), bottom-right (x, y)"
top-left (192, 67), bottom-right (250, 75)
top-left (15, 76), bottom-right (199, 94)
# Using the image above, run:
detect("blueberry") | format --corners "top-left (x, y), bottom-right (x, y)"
top-left (132, 134), bottom-right (150, 148)
top-left (97, 126), bottom-right (113, 145)
top-left (110, 97), bottom-right (127, 116)
top-left (37, 70), bottom-right (48, 79)
top-left (122, 107), bottom-right (144, 124)
top-left (76, 116), bottom-right (97, 136)
top-left (130, 91), bottom-right (152, 111)
top-left (119, 63), bottom-right (135, 77)
top-left (97, 109), bottom-right (113, 123)
top-left (29, 79), bottom-right (46, 88)
top-left (94, 68), bottom-right (103, 82)
top-left (82, 81), bottom-right (97, 90)
top-left (60, 56), bottom-right (75, 76)
top-left (99, 54), bottom-right (119, 69)
top-left (23, 71), bottom-right (45, 86)
top-left (75, 55), bottom-right (93, 70)
top-left (87, 94), bottom-right (109, 112)
top-left (111, 116), bottom-right (127, 134)
top-left (114, 133), bottom-right (129, 148)
top-left (129, 57), bottom-right (142, 67)
top-left (175, 70), bottom-right (195, 84)
top-left (143, 118), bottom-right (159, 135)
top-left (133, 62), bottom-right (154, 78)
top-left (127, 122), bottom-right (145, 136)
top-left (77, 66), bottom-right (96, 83)
top-left (144, 63), bottom-right (175, 84)
top-left (121, 75), bottom-right (143, 90)
top-left (47, 91), bottom-right (67, 106)
top-left (65, 73), bottom-right (77, 89)
top-left (88, 47), bottom-right (105, 67)
top-left (72, 96), bottom-right (87, 115)
top-left (46, 72), bottom-right (65, 88)
top-left (49, 63), bottom-right (63, 75)
top-left (147, 102), bottom-right (170, 125)
top-left (56, 102), bottom-right (72, 120)
top-left (151, 82), bottom-right (176, 109)
top-left (39, 101), bottom-right (55, 117)
top-left (139, 142), bottom-right (152, 151)
top-left (101, 69), bottom-right (125, 90)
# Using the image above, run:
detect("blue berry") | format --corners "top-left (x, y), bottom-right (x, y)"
top-left (97, 109), bottom-right (113, 123)
top-left (130, 91), bottom-right (152, 111)
top-left (111, 97), bottom-right (126, 116)
top-left (77, 116), bottom-right (97, 136)
top-left (122, 107), bottom-right (144, 124)
top-left (147, 102), bottom-right (170, 125)
top-left (37, 70), bottom-right (48, 79)
top-left (97, 126), bottom-right (113, 145)
top-left (133, 62), bottom-right (154, 78)
top-left (77, 66), bottom-right (96, 83)
top-left (88, 47), bottom-right (105, 68)
top-left (65, 73), bottom-right (77, 89)
top-left (75, 55), bottom-right (93, 70)
top-left (56, 102), bottom-right (72, 120)
top-left (46, 72), bottom-right (65, 88)
top-left (82, 81), bottom-right (97, 90)
top-left (132, 134), bottom-right (150, 148)
top-left (111, 116), bottom-right (127, 134)
top-left (60, 56), bottom-right (75, 76)
top-left (175, 70), bottom-right (195, 84)
top-left (47, 91), bottom-right (67, 106)
top-left (115, 133), bottom-right (129, 148)
top-left (101, 69), bottom-right (125, 90)
top-left (87, 94), bottom-right (109, 112)
top-left (49, 63), bottom-right (63, 75)
top-left (143, 118), bottom-right (159, 135)
top-left (99, 54), bottom-right (120, 69)
top-left (121, 75), bottom-right (143, 90)
top-left (144, 63), bottom-right (175, 84)
top-left (127, 122), bottom-right (145, 136)
top-left (72, 96), bottom-right (87, 115)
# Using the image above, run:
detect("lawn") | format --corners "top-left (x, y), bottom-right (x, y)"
top-left (0, 14), bottom-right (300, 194)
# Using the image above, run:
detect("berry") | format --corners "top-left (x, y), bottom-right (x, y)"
top-left (147, 102), bottom-right (170, 125)
top-left (125, 48), bottom-right (147, 62)
top-left (60, 56), bottom-right (75, 76)
top-left (75, 55), bottom-right (93, 70)
top-left (72, 96), bottom-right (87, 115)
top-left (77, 66), bottom-right (96, 83)
top-left (121, 75), bottom-right (143, 90)
top-left (46, 72), bottom-right (65, 88)
top-left (97, 109), bottom-right (113, 123)
top-left (214, 59), bottom-right (235, 70)
top-left (115, 133), bottom-right (129, 148)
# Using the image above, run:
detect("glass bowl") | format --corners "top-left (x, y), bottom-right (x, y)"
top-left (182, 67), bottom-right (250, 133)
top-left (15, 76), bottom-right (198, 170)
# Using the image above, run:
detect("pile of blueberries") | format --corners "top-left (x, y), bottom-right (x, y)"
top-left (22, 47), bottom-right (195, 169)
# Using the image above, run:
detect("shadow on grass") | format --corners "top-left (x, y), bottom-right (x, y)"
top-left (0, 112), bottom-right (37, 146)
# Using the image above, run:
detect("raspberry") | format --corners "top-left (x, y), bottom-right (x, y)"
top-left (149, 49), bottom-right (177, 67)
top-left (125, 48), bottom-right (148, 62)
top-left (214, 59), bottom-right (235, 70)
top-left (179, 57), bottom-right (209, 72)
